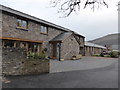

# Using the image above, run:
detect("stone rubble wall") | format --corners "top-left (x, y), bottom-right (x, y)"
top-left (61, 35), bottom-right (80, 60)
top-left (2, 48), bottom-right (49, 76)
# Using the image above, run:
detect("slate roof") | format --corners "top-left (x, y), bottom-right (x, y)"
top-left (85, 42), bottom-right (106, 49)
top-left (50, 32), bottom-right (73, 42)
top-left (0, 5), bottom-right (85, 38)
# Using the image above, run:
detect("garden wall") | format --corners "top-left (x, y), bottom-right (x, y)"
top-left (2, 48), bottom-right (49, 76)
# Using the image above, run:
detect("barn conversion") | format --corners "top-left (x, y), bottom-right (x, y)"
top-left (0, 5), bottom-right (85, 60)
top-left (85, 42), bottom-right (107, 56)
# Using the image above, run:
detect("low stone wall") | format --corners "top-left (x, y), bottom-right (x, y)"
top-left (2, 48), bottom-right (49, 76)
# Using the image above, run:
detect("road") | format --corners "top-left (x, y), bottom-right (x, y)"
top-left (2, 58), bottom-right (118, 88)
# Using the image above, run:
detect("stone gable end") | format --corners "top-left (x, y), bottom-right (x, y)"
top-left (61, 34), bottom-right (79, 60)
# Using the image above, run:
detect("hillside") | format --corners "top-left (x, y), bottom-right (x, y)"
top-left (89, 33), bottom-right (119, 50)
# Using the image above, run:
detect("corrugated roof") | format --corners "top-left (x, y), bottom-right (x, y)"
top-left (50, 32), bottom-right (72, 42)
top-left (85, 42), bottom-right (106, 49)
top-left (0, 5), bottom-right (85, 38)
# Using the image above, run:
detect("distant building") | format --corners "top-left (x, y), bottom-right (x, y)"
top-left (0, 5), bottom-right (85, 60)
top-left (85, 42), bottom-right (107, 56)
top-left (109, 45), bottom-right (119, 51)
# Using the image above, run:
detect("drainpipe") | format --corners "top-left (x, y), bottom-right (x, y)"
top-left (83, 45), bottom-right (85, 56)
top-left (58, 43), bottom-right (61, 61)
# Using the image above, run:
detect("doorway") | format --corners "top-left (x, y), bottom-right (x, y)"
top-left (52, 43), bottom-right (57, 58)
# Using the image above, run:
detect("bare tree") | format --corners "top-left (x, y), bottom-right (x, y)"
top-left (50, 0), bottom-right (109, 17)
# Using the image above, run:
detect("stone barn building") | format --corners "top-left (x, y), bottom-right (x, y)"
top-left (0, 5), bottom-right (85, 60)
top-left (85, 42), bottom-right (107, 56)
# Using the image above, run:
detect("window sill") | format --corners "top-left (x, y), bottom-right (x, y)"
top-left (16, 27), bottom-right (29, 31)
top-left (40, 33), bottom-right (48, 35)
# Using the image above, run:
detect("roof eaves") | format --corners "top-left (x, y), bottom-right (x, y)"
top-left (85, 42), bottom-right (106, 49)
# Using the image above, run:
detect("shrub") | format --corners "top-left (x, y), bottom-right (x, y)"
top-left (104, 55), bottom-right (111, 57)
top-left (118, 51), bottom-right (120, 56)
top-left (27, 52), bottom-right (35, 59)
top-left (92, 54), bottom-right (100, 57)
top-left (27, 51), bottom-right (47, 59)
top-left (38, 52), bottom-right (46, 59)
top-left (110, 51), bottom-right (119, 58)
top-left (100, 53), bottom-right (104, 57)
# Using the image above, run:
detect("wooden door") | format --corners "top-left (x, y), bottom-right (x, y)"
top-left (52, 43), bottom-right (57, 58)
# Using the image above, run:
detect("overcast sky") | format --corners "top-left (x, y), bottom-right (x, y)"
top-left (0, 0), bottom-right (119, 41)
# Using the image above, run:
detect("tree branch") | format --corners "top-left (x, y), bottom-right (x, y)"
top-left (50, 0), bottom-right (109, 17)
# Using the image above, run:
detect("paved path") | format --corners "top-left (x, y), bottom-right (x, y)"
top-left (50, 56), bottom-right (118, 73)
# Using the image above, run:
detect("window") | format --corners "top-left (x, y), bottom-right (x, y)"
top-left (28, 43), bottom-right (39, 52)
top-left (17, 19), bottom-right (21, 27)
top-left (40, 25), bottom-right (48, 34)
top-left (22, 21), bottom-right (27, 29)
top-left (21, 42), bottom-right (26, 48)
top-left (17, 19), bottom-right (28, 29)
top-left (4, 40), bottom-right (14, 48)
top-left (16, 41), bottom-right (20, 48)
top-left (2, 40), bottom-right (42, 53)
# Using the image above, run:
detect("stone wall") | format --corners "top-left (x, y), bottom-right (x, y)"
top-left (2, 48), bottom-right (49, 76)
top-left (61, 35), bottom-right (80, 60)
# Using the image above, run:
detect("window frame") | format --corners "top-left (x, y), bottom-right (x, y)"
top-left (40, 25), bottom-right (48, 34)
top-left (17, 18), bottom-right (28, 30)
top-left (2, 40), bottom-right (42, 53)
